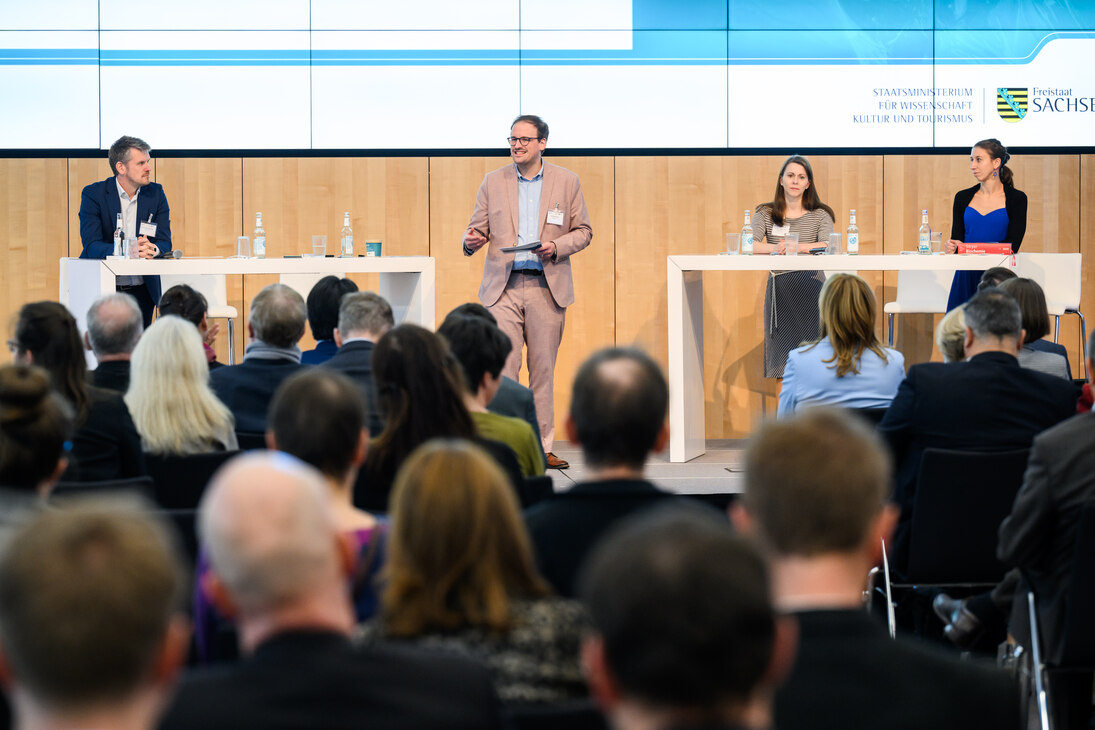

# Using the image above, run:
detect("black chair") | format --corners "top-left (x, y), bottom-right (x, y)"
top-left (50, 475), bottom-right (154, 502)
top-left (145, 451), bottom-right (241, 565)
top-left (234, 431), bottom-right (267, 451)
top-left (1027, 502), bottom-right (1095, 730)
top-left (518, 475), bottom-right (555, 509)
top-left (505, 700), bottom-right (608, 730)
top-left (849, 406), bottom-right (889, 426)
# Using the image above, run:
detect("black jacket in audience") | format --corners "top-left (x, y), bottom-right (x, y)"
top-left (209, 358), bottom-right (305, 434)
top-left (157, 630), bottom-right (504, 730)
top-left (62, 385), bottom-right (145, 482)
top-left (322, 340), bottom-right (384, 437)
top-left (89, 360), bottom-right (130, 393)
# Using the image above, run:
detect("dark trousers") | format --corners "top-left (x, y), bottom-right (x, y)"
top-left (118, 284), bottom-right (156, 327)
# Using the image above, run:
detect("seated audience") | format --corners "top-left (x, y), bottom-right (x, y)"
top-left (878, 289), bottom-right (1076, 574)
top-left (936, 333), bottom-right (1095, 729)
top-left (322, 291), bottom-right (393, 436)
top-left (360, 439), bottom-right (586, 704)
top-left (936, 305), bottom-right (966, 362)
top-left (525, 347), bottom-right (680, 597)
top-left (446, 302), bottom-right (544, 456)
top-left (998, 277), bottom-right (1071, 379)
top-left (302, 275), bottom-right (358, 365)
top-left (358, 324), bottom-right (522, 512)
top-left (977, 266), bottom-right (1018, 292)
top-left (580, 508), bottom-right (790, 730)
top-left (0, 499), bottom-right (189, 730)
top-left (778, 273), bottom-right (904, 417)
top-left (438, 313), bottom-right (545, 476)
top-left (85, 292), bottom-right (143, 392)
top-left (210, 283), bottom-right (307, 434)
top-left (733, 407), bottom-right (1019, 730)
top-left (126, 315), bottom-right (237, 455)
top-left (11, 301), bottom-right (144, 482)
top-left (160, 452), bottom-right (503, 730)
top-left (158, 283), bottom-right (223, 369)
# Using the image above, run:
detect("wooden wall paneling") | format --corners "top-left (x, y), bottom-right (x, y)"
top-left (67, 158), bottom-right (119, 258)
top-left (429, 155), bottom-right (615, 438)
top-left (1078, 155), bottom-right (1095, 377)
top-left (242, 158), bottom-right (429, 351)
top-left (154, 158), bottom-right (245, 362)
top-left (1, 159), bottom-right (69, 335)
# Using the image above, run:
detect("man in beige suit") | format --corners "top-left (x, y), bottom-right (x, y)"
top-left (463, 115), bottom-right (592, 469)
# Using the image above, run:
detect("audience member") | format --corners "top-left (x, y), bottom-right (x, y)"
top-left (160, 452), bottom-right (503, 730)
top-left (935, 305), bottom-right (966, 362)
top-left (977, 266), bottom-right (1017, 292)
top-left (446, 302), bottom-right (544, 457)
top-left (360, 439), bottom-right (585, 704)
top-left (778, 273), bottom-right (904, 417)
top-left (998, 277), bottom-right (1071, 379)
top-left (439, 314), bottom-right (545, 476)
top-left (878, 289), bottom-right (1076, 574)
top-left (0, 499), bottom-right (189, 730)
top-left (125, 316), bottom-right (237, 455)
top-left (358, 324), bottom-right (522, 512)
top-left (209, 283), bottom-right (307, 434)
top-left (158, 283), bottom-right (223, 369)
top-left (12, 301), bottom-right (144, 482)
top-left (322, 291), bottom-right (393, 436)
top-left (302, 275), bottom-right (358, 365)
top-left (525, 347), bottom-right (680, 597)
top-left (580, 508), bottom-right (790, 730)
top-left (733, 407), bottom-right (1019, 730)
top-left (85, 292), bottom-right (143, 392)
top-left (936, 333), bottom-right (1095, 729)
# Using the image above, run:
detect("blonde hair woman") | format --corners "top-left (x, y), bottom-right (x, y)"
top-left (778, 274), bottom-right (905, 417)
top-left (126, 316), bottom-right (237, 454)
top-left (935, 306), bottom-right (967, 363)
top-left (359, 439), bottom-right (586, 704)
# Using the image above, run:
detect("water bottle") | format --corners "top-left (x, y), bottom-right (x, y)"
top-left (253, 212), bottom-right (265, 259)
top-left (846, 210), bottom-right (859, 255)
top-left (918, 210), bottom-right (931, 255)
top-left (113, 213), bottom-right (124, 257)
top-left (340, 212), bottom-right (353, 256)
top-left (741, 210), bottom-right (754, 256)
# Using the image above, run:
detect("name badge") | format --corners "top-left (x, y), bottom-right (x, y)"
top-left (139, 221), bottom-right (158, 238)
top-left (772, 224), bottom-right (790, 237)
top-left (546, 204), bottom-right (564, 226)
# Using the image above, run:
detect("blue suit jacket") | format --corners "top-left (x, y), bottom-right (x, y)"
top-left (79, 176), bottom-right (172, 303)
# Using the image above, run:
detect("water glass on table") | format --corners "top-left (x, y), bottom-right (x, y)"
top-left (235, 236), bottom-right (250, 259)
top-left (311, 235), bottom-right (327, 257)
top-left (828, 232), bottom-right (842, 255)
top-left (126, 237), bottom-right (140, 259)
top-left (725, 233), bottom-right (741, 255)
top-left (784, 232), bottom-right (799, 256)
top-left (930, 232), bottom-right (943, 254)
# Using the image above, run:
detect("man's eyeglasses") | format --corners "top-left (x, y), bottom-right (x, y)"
top-left (507, 136), bottom-right (541, 146)
top-left (6, 339), bottom-right (20, 354)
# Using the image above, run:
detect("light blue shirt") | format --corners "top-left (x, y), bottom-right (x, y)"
top-left (778, 338), bottom-right (906, 418)
top-left (513, 163), bottom-right (543, 271)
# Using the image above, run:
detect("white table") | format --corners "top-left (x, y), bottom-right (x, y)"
top-left (59, 256), bottom-right (435, 351)
top-left (666, 253), bottom-right (1013, 462)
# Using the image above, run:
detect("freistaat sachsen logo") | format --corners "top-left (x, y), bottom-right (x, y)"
top-left (997, 88), bottom-right (1028, 122)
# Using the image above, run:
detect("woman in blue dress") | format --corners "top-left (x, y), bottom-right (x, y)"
top-left (944, 138), bottom-right (1027, 310)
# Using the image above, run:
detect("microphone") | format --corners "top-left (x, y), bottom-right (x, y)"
top-left (155, 249), bottom-right (182, 259)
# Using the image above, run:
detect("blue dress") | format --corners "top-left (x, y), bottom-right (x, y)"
top-left (946, 207), bottom-right (1009, 311)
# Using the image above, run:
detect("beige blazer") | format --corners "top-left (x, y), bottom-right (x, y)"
top-left (464, 161), bottom-right (592, 308)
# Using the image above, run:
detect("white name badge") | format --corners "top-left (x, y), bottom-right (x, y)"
top-left (772, 224), bottom-right (790, 237)
top-left (546, 205), bottom-right (564, 226)
top-left (139, 221), bottom-right (158, 238)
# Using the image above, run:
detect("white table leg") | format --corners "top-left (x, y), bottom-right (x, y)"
top-left (668, 259), bottom-right (706, 462)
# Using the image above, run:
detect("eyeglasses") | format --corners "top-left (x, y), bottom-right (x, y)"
top-left (6, 339), bottom-right (20, 354)
top-left (507, 136), bottom-right (541, 146)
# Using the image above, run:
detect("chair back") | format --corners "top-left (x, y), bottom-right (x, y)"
top-left (906, 447), bottom-right (1030, 584)
top-left (158, 274), bottom-right (237, 320)
top-left (883, 269), bottom-right (953, 314)
top-left (145, 451), bottom-right (240, 510)
top-left (518, 474), bottom-right (555, 509)
top-left (1055, 502), bottom-right (1095, 667)
top-left (234, 431), bottom-right (268, 451)
top-left (505, 700), bottom-right (607, 730)
top-left (50, 475), bottom-right (154, 502)
top-left (1014, 253), bottom-right (1082, 314)
top-left (850, 406), bottom-right (889, 425)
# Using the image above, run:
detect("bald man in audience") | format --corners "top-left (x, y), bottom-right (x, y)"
top-left (580, 507), bottom-right (792, 730)
top-left (159, 452), bottom-right (503, 730)
top-left (0, 499), bottom-right (189, 730)
top-left (732, 407), bottom-right (1020, 730)
top-left (85, 292), bottom-right (144, 392)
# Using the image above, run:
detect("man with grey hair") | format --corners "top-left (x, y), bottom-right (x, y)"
top-left (323, 291), bottom-right (394, 436)
top-left (210, 283), bottom-right (307, 433)
top-left (159, 452), bottom-right (504, 730)
top-left (79, 135), bottom-right (172, 326)
top-left (85, 292), bottom-right (144, 392)
top-left (879, 288), bottom-right (1076, 575)
top-left (0, 498), bottom-right (190, 730)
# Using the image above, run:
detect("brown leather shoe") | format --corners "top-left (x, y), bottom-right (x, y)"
top-left (545, 452), bottom-right (569, 469)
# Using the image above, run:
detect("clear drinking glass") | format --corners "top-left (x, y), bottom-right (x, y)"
top-left (311, 235), bottom-right (327, 257)
top-left (235, 236), bottom-right (250, 259)
top-left (725, 233), bottom-right (741, 255)
top-left (930, 232), bottom-right (943, 254)
top-left (126, 237), bottom-right (139, 259)
top-left (784, 232), bottom-right (799, 256)
top-left (828, 232), bottom-right (842, 255)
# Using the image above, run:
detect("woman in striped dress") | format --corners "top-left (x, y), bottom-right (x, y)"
top-left (751, 155), bottom-right (835, 377)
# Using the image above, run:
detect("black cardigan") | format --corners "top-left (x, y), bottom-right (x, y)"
top-left (950, 183), bottom-right (1028, 251)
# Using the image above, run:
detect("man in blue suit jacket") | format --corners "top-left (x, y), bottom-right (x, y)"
top-left (79, 135), bottom-right (171, 326)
